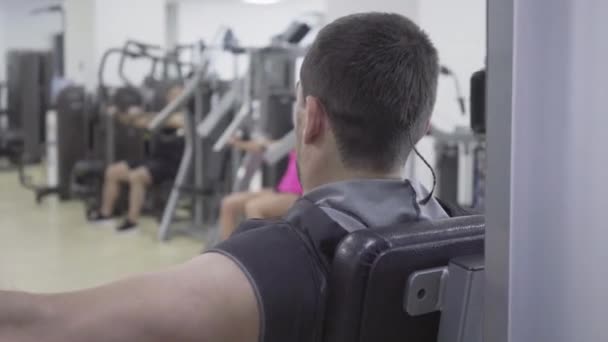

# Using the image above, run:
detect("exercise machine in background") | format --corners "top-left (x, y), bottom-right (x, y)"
top-left (5, 51), bottom-right (55, 165)
top-left (0, 82), bottom-right (25, 170)
top-left (69, 41), bottom-right (195, 214)
top-left (3, 4), bottom-right (65, 166)
top-left (153, 19), bottom-right (313, 242)
top-left (149, 35), bottom-right (237, 242)
top-left (422, 67), bottom-right (486, 212)
top-left (208, 19), bottom-right (310, 193)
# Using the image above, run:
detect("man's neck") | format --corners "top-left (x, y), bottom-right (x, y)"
top-left (303, 168), bottom-right (402, 194)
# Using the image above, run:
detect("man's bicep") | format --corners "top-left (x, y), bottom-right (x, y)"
top-left (174, 253), bottom-right (260, 341)
top-left (212, 224), bottom-right (326, 342)
top-left (53, 253), bottom-right (259, 342)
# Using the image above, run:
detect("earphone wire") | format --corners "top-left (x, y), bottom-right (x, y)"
top-left (408, 134), bottom-right (437, 205)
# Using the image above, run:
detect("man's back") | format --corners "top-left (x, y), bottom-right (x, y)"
top-left (212, 180), bottom-right (448, 342)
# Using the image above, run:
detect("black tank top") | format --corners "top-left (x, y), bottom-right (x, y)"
top-left (209, 198), bottom-right (347, 342)
top-left (151, 128), bottom-right (184, 163)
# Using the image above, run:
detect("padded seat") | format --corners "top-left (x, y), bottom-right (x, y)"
top-left (72, 159), bottom-right (106, 179)
top-left (70, 160), bottom-right (106, 200)
top-left (324, 215), bottom-right (485, 342)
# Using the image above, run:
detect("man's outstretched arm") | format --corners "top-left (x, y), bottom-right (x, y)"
top-left (0, 253), bottom-right (259, 342)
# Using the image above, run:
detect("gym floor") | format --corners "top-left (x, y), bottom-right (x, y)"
top-left (0, 168), bottom-right (201, 293)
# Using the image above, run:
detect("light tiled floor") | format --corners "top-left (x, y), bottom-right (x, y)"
top-left (0, 168), bottom-right (202, 293)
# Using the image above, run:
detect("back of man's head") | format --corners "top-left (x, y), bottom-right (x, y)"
top-left (300, 13), bottom-right (439, 173)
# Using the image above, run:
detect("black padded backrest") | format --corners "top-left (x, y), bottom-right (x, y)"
top-left (324, 215), bottom-right (485, 342)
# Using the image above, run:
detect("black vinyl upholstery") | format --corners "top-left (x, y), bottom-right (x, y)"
top-left (324, 215), bottom-right (485, 342)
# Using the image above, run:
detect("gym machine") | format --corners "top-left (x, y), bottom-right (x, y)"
top-left (91, 39), bottom-right (193, 166)
top-left (5, 51), bottom-right (54, 164)
top-left (3, 47), bottom-right (82, 203)
top-left (325, 215), bottom-right (485, 342)
top-left (207, 21), bottom-right (310, 194)
top-left (117, 40), bottom-right (195, 112)
top-left (150, 34), bottom-right (239, 242)
top-left (154, 20), bottom-right (312, 242)
top-left (469, 69), bottom-right (486, 209)
top-left (3, 4), bottom-right (64, 167)
top-left (0, 82), bottom-right (25, 170)
top-left (70, 41), bottom-right (195, 214)
top-left (37, 44), bottom-right (148, 204)
top-left (431, 125), bottom-right (484, 210)
top-left (426, 67), bottom-right (486, 211)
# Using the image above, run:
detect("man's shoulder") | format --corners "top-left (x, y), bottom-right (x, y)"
top-left (209, 217), bottom-right (327, 342)
top-left (208, 201), bottom-right (347, 342)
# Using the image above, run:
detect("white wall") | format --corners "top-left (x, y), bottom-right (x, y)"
top-left (178, 0), bottom-right (326, 46)
top-left (0, 8), bottom-right (6, 82)
top-left (64, 0), bottom-right (96, 89)
top-left (0, 0), bottom-right (62, 50)
top-left (62, 0), bottom-right (168, 88)
top-left (0, 0), bottom-right (63, 81)
top-left (327, 0), bottom-right (418, 22)
top-left (94, 0), bottom-right (167, 87)
top-left (176, 0), bottom-right (326, 79)
top-left (420, 0), bottom-right (486, 132)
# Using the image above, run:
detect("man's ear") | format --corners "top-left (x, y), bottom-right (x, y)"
top-left (303, 96), bottom-right (327, 144)
top-left (424, 118), bottom-right (432, 135)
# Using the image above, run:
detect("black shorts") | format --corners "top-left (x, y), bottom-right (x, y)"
top-left (127, 159), bottom-right (179, 185)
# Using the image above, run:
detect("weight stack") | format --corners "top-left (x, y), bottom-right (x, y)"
top-left (56, 86), bottom-right (88, 199)
top-left (6, 51), bottom-right (53, 162)
top-left (436, 143), bottom-right (459, 205)
top-left (262, 91), bottom-right (295, 188)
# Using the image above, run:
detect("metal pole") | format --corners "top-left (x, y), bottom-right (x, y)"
top-left (193, 83), bottom-right (205, 227)
top-left (105, 111), bottom-right (115, 165)
top-left (485, 0), bottom-right (513, 341)
top-left (158, 112), bottom-right (193, 241)
top-left (505, 1), bottom-right (608, 341)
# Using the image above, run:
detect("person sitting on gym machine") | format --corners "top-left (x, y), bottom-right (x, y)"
top-left (219, 138), bottom-right (302, 240)
top-left (88, 86), bottom-right (185, 232)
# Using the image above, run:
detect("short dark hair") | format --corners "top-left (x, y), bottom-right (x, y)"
top-left (301, 13), bottom-right (439, 172)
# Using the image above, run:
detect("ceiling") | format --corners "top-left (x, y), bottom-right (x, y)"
top-left (170, 0), bottom-right (307, 3)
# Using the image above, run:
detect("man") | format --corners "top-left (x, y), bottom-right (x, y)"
top-left (88, 86), bottom-right (185, 232)
top-left (0, 13), bottom-right (444, 341)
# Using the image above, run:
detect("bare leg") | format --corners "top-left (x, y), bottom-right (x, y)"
top-left (100, 162), bottom-right (130, 217)
top-left (127, 167), bottom-right (153, 223)
top-left (219, 190), bottom-right (272, 240)
top-left (244, 192), bottom-right (300, 220)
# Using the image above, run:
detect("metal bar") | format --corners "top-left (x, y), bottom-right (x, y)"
top-left (232, 153), bottom-right (264, 193)
top-left (148, 68), bottom-right (203, 132)
top-left (105, 111), bottom-right (115, 164)
top-left (193, 84), bottom-right (205, 227)
top-left (437, 256), bottom-right (485, 342)
top-left (212, 101), bottom-right (257, 152)
top-left (158, 113), bottom-right (194, 241)
top-left (506, 2), bottom-right (608, 341)
top-left (197, 81), bottom-right (241, 138)
top-left (430, 125), bottom-right (478, 145)
top-left (264, 130), bottom-right (295, 165)
top-left (485, 0), bottom-right (514, 340)
top-left (212, 57), bottom-right (255, 152)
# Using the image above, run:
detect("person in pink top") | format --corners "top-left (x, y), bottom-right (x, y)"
top-left (219, 138), bottom-right (302, 240)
